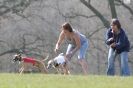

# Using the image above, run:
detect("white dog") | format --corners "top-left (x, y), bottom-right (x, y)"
top-left (47, 53), bottom-right (70, 75)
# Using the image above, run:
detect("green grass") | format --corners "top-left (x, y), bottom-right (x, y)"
top-left (0, 74), bottom-right (132, 88)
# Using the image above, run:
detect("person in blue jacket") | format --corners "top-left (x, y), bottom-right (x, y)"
top-left (105, 18), bottom-right (130, 76)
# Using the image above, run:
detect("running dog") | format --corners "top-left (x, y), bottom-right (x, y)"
top-left (13, 54), bottom-right (48, 74)
top-left (47, 53), bottom-right (70, 75)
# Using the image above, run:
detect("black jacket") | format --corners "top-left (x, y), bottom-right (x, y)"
top-left (105, 28), bottom-right (130, 54)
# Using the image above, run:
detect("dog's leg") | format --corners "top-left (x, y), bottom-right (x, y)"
top-left (19, 67), bottom-right (24, 75)
top-left (40, 63), bottom-right (48, 73)
top-left (56, 68), bottom-right (61, 74)
top-left (61, 65), bottom-right (66, 75)
top-left (58, 65), bottom-right (65, 75)
top-left (64, 66), bottom-right (70, 75)
top-left (35, 61), bottom-right (48, 73)
top-left (19, 63), bottom-right (29, 74)
top-left (19, 67), bottom-right (23, 73)
top-left (63, 63), bottom-right (70, 75)
top-left (39, 65), bottom-right (48, 73)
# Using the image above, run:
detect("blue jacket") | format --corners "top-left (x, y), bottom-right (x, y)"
top-left (105, 28), bottom-right (130, 54)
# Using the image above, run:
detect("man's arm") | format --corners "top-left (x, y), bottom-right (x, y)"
top-left (55, 31), bottom-right (65, 52)
top-left (105, 29), bottom-right (114, 45)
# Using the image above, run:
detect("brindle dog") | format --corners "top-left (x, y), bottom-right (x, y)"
top-left (13, 54), bottom-right (48, 74)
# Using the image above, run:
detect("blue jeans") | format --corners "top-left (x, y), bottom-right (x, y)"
top-left (107, 48), bottom-right (130, 76)
top-left (66, 41), bottom-right (89, 59)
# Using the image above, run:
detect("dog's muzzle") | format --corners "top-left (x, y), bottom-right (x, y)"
top-left (47, 64), bottom-right (52, 69)
top-left (13, 57), bottom-right (18, 62)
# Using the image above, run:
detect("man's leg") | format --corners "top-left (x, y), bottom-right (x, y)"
top-left (78, 59), bottom-right (88, 75)
top-left (78, 41), bottom-right (89, 75)
top-left (107, 48), bottom-right (116, 76)
top-left (120, 52), bottom-right (130, 76)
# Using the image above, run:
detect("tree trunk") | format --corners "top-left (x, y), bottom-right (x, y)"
top-left (108, 0), bottom-right (118, 18)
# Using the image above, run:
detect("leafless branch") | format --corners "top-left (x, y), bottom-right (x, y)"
top-left (115, 0), bottom-right (133, 15)
top-left (86, 26), bottom-right (105, 38)
top-left (80, 0), bottom-right (110, 28)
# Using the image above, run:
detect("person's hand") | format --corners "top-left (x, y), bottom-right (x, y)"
top-left (54, 48), bottom-right (59, 53)
top-left (108, 37), bottom-right (114, 42)
top-left (65, 52), bottom-right (73, 60)
top-left (110, 43), bottom-right (116, 48)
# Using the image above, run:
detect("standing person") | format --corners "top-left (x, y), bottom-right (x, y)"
top-left (54, 22), bottom-right (89, 75)
top-left (105, 18), bottom-right (130, 76)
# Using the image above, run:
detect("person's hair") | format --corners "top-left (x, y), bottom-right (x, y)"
top-left (62, 22), bottom-right (73, 32)
top-left (111, 18), bottom-right (121, 29)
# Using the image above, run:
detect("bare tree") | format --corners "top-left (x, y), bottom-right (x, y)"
top-left (108, 0), bottom-right (118, 18)
top-left (80, 0), bottom-right (110, 28)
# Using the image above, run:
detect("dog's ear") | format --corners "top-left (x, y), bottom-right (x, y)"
top-left (17, 53), bottom-right (21, 57)
top-left (47, 60), bottom-right (54, 69)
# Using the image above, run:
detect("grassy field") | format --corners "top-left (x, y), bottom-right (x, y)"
top-left (0, 74), bottom-right (132, 88)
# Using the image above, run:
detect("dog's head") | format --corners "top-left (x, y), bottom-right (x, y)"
top-left (47, 60), bottom-right (54, 69)
top-left (13, 54), bottom-right (22, 62)
top-left (47, 60), bottom-right (59, 69)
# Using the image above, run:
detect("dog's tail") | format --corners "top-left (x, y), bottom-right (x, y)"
top-left (41, 54), bottom-right (49, 62)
